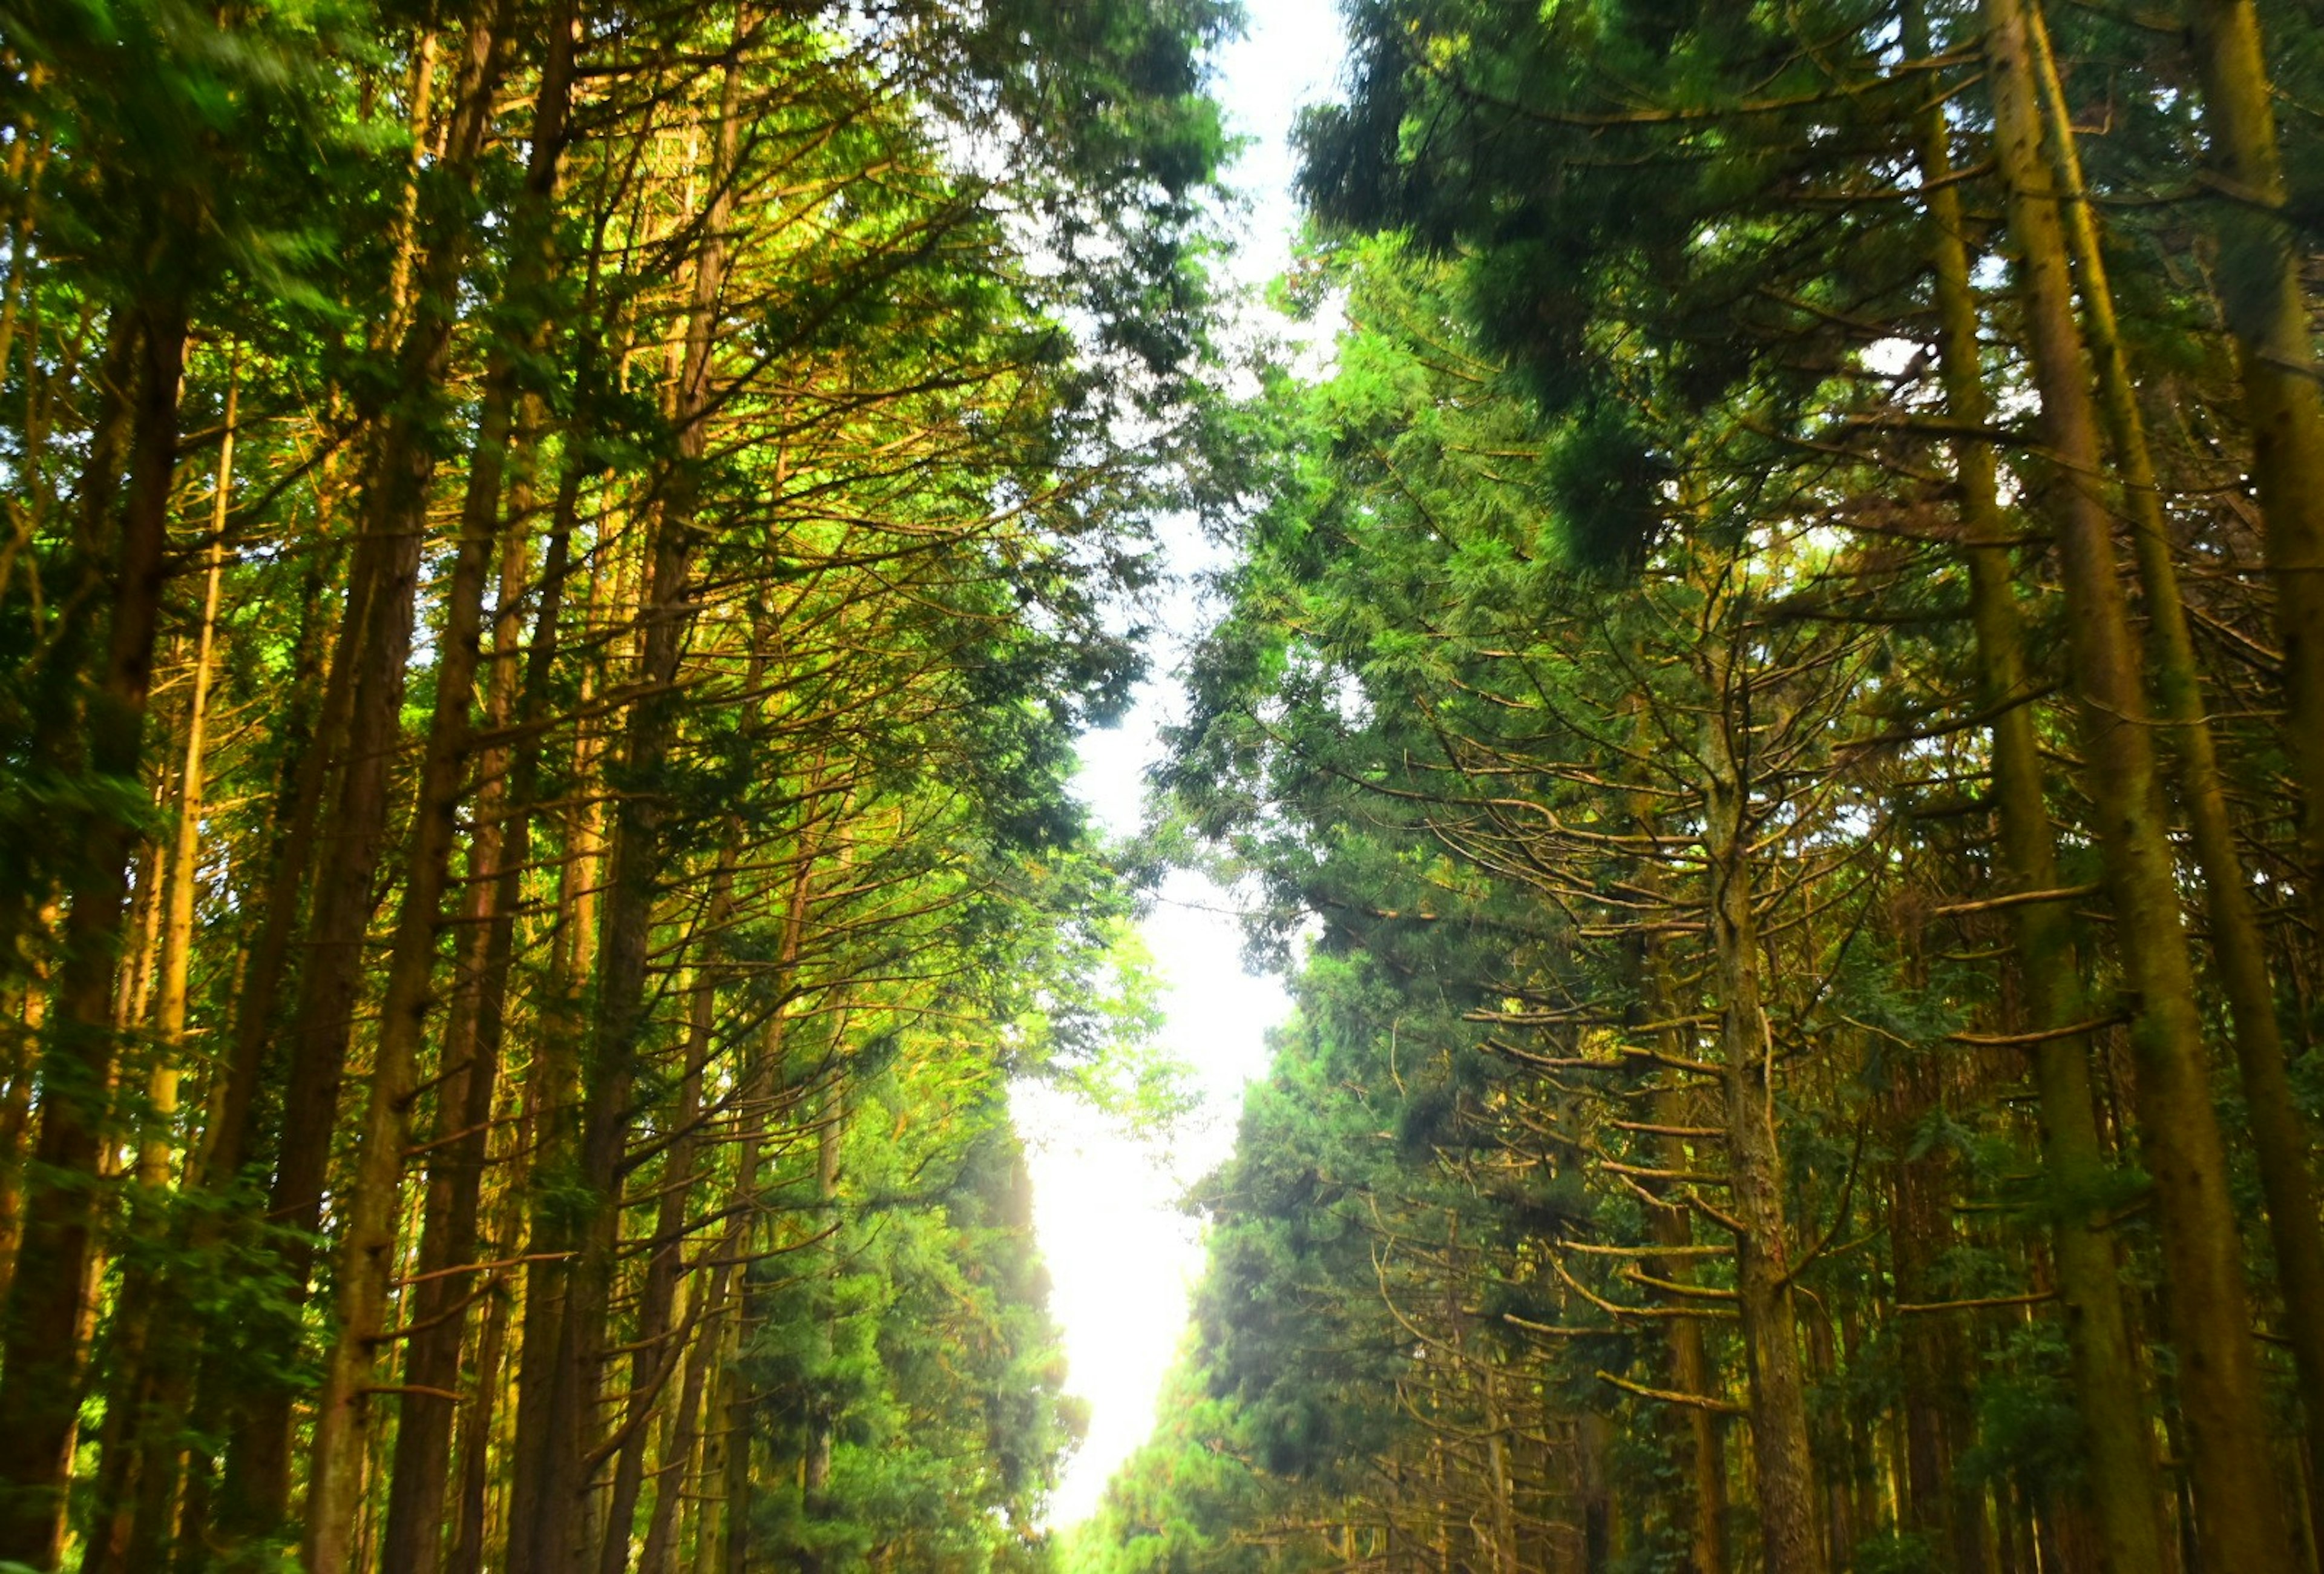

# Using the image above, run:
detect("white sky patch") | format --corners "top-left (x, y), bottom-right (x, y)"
top-left (1014, 0), bottom-right (1344, 1530)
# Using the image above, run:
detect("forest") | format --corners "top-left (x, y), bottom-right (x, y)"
top-left (0, 0), bottom-right (1227, 1568)
top-left (1072, 0), bottom-right (2324, 1572)
top-left (5, 0), bottom-right (2324, 1572)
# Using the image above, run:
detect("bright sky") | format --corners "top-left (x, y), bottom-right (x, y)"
top-left (1011, 0), bottom-right (1346, 1530)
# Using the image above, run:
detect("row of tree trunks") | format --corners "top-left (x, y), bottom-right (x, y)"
top-left (300, 9), bottom-right (576, 1566)
top-left (2021, 15), bottom-right (2324, 1552)
top-left (1981, 4), bottom-right (2299, 1569)
top-left (507, 29), bottom-right (745, 1573)
top-left (0, 282), bottom-right (190, 1568)
top-left (1903, 12), bottom-right (2174, 1569)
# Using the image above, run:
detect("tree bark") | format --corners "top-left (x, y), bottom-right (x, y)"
top-left (597, 854), bottom-right (732, 1574)
top-left (82, 355), bottom-right (236, 1574)
top-left (1699, 599), bottom-right (1828, 1574)
top-left (2179, 0), bottom-right (2324, 931)
top-left (217, 13), bottom-right (513, 1547)
top-left (302, 15), bottom-right (573, 1568)
top-left (1983, 4), bottom-right (2298, 1567)
top-left (2025, 17), bottom-right (2324, 1553)
top-left (0, 285), bottom-right (188, 1571)
top-left (508, 39), bottom-right (744, 1572)
top-left (1906, 14), bottom-right (2173, 1571)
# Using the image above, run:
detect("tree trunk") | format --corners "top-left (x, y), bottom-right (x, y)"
top-left (0, 286), bottom-right (188, 1570)
top-left (218, 14), bottom-right (514, 1547)
top-left (1983, 5), bottom-right (2298, 1567)
top-left (1636, 902), bottom-right (1730, 1574)
top-left (302, 16), bottom-right (574, 1567)
top-left (1699, 604), bottom-right (1828, 1574)
top-left (2025, 18), bottom-right (2324, 1553)
top-left (379, 405), bottom-right (571, 1574)
top-left (641, 1266), bottom-right (732, 1574)
top-left (1905, 13), bottom-right (2173, 1571)
top-left (509, 41), bottom-right (744, 1573)
top-left (445, 1272), bottom-right (513, 1574)
top-left (597, 854), bottom-right (732, 1574)
top-left (2179, 0), bottom-right (2324, 931)
top-left (82, 357), bottom-right (236, 1574)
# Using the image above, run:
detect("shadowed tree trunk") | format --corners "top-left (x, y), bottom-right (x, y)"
top-left (2179, 0), bottom-right (2324, 932)
top-left (0, 284), bottom-right (189, 1570)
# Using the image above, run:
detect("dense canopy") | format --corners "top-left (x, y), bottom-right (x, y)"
top-left (1074, 2), bottom-right (2324, 1573)
top-left (0, 0), bottom-right (1227, 1569)
top-left (10, 1), bottom-right (2324, 1573)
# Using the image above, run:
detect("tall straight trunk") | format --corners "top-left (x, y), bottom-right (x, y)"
top-left (1888, 1048), bottom-right (1982, 1574)
top-left (2026, 18), bottom-right (2324, 1550)
top-left (642, 1265), bottom-right (733, 1574)
top-left (217, 11), bottom-right (514, 1546)
top-left (303, 18), bottom-right (574, 1569)
top-left (1629, 806), bottom-right (1731, 1574)
top-left (0, 993), bottom-right (33, 1310)
top-left (1652, 1096), bottom-right (1728, 1574)
top-left (1983, 4), bottom-right (2298, 1567)
top-left (508, 43), bottom-right (744, 1574)
top-left (1483, 1359), bottom-right (1518, 1574)
top-left (2179, 0), bottom-right (2324, 927)
top-left (380, 410), bottom-right (575, 1574)
top-left (1698, 607), bottom-right (1827, 1574)
top-left (0, 286), bottom-right (189, 1571)
top-left (499, 456), bottom-right (606, 1574)
top-left (119, 475), bottom-right (341, 1574)
top-left (718, 1300), bottom-right (752, 1574)
top-left (148, 360), bottom-right (231, 1180)
top-left (445, 1273), bottom-right (513, 1574)
top-left (82, 359), bottom-right (237, 1574)
top-left (796, 1066), bottom-right (847, 1570)
top-left (192, 487), bottom-right (359, 1200)
top-left (697, 1305), bottom-right (741, 1574)
top-left (1904, 15), bottom-right (2172, 1572)
top-left (597, 852), bottom-right (734, 1574)
top-left (193, 33), bottom-right (425, 1211)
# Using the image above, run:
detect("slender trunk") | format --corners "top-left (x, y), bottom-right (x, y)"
top-left (0, 1018), bottom-right (30, 1309)
top-left (1634, 849), bottom-right (1729, 1574)
top-left (1983, 5), bottom-right (2297, 1568)
top-left (597, 855), bottom-right (733, 1574)
top-left (1699, 605), bottom-right (1827, 1574)
top-left (379, 410), bottom-right (571, 1574)
top-left (1658, 1181), bottom-right (1729, 1574)
top-left (2026, 18), bottom-right (2324, 1550)
top-left (1483, 1360), bottom-right (1518, 1574)
top-left (0, 286), bottom-right (189, 1570)
top-left (642, 1265), bottom-right (732, 1574)
top-left (2179, 0), bottom-right (2324, 929)
top-left (796, 1068), bottom-right (846, 1571)
top-left (118, 484), bottom-right (340, 1574)
top-left (148, 361), bottom-right (231, 1180)
top-left (444, 1273), bottom-right (513, 1574)
top-left (502, 450), bottom-right (617, 1574)
top-left (1888, 1033), bottom-right (1981, 1574)
top-left (695, 1306), bottom-right (739, 1574)
top-left (82, 359), bottom-right (237, 1574)
top-left (194, 40), bottom-right (418, 1210)
top-left (1906, 14), bottom-right (2173, 1571)
top-left (719, 1299), bottom-right (752, 1574)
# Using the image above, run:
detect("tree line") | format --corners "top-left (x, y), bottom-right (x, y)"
top-left (0, 1), bottom-right (1230, 1569)
top-left (1074, 1), bottom-right (2324, 1572)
